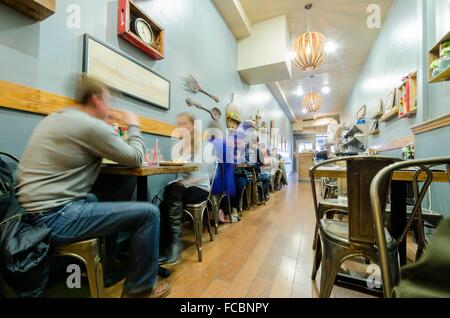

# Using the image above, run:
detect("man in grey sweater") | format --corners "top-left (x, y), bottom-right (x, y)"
top-left (16, 78), bottom-right (171, 298)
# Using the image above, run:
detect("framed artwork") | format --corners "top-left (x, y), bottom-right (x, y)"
top-left (356, 105), bottom-right (367, 121)
top-left (369, 120), bottom-right (379, 135)
top-left (376, 99), bottom-right (383, 114)
top-left (83, 34), bottom-right (171, 110)
top-left (384, 90), bottom-right (396, 113)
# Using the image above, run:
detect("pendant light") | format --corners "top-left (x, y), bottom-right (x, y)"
top-left (302, 75), bottom-right (322, 113)
top-left (293, 4), bottom-right (327, 72)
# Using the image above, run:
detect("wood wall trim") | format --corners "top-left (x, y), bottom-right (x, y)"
top-left (411, 112), bottom-right (450, 135)
top-left (370, 135), bottom-right (415, 153)
top-left (0, 80), bottom-right (176, 137)
top-left (0, 0), bottom-right (55, 21)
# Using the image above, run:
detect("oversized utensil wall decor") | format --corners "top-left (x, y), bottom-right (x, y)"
top-left (185, 75), bottom-right (220, 103)
top-left (185, 98), bottom-right (222, 120)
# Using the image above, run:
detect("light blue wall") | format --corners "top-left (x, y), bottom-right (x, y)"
top-left (342, 0), bottom-right (450, 216)
top-left (342, 0), bottom-right (420, 147)
top-left (0, 0), bottom-right (293, 198)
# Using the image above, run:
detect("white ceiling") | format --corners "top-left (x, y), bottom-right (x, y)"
top-left (238, 0), bottom-right (393, 120)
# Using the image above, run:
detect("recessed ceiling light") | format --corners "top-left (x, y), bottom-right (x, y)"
top-left (322, 86), bottom-right (331, 94)
top-left (325, 41), bottom-right (338, 53)
top-left (296, 87), bottom-right (305, 96)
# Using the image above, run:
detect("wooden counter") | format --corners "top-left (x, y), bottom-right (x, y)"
top-left (297, 152), bottom-right (314, 181)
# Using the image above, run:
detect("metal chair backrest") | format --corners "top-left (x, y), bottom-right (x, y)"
top-left (310, 156), bottom-right (400, 245)
top-left (208, 159), bottom-right (219, 199)
top-left (346, 157), bottom-right (399, 245)
top-left (370, 157), bottom-right (450, 298)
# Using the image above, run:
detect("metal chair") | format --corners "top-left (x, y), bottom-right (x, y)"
top-left (310, 156), bottom-right (400, 298)
top-left (184, 160), bottom-right (218, 262)
top-left (210, 163), bottom-right (234, 234)
top-left (0, 151), bottom-right (105, 298)
top-left (238, 186), bottom-right (250, 215)
top-left (53, 239), bottom-right (105, 297)
top-left (371, 157), bottom-right (450, 298)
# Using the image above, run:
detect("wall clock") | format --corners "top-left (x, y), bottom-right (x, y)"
top-left (132, 18), bottom-right (154, 46)
top-left (118, 0), bottom-right (165, 60)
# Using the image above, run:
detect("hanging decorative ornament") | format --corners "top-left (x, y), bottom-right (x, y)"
top-left (293, 4), bottom-right (327, 72)
top-left (302, 75), bottom-right (322, 113)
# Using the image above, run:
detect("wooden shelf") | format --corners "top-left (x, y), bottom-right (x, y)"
top-left (398, 72), bottom-right (418, 118)
top-left (381, 106), bottom-right (399, 122)
top-left (399, 108), bottom-right (417, 119)
top-left (0, 0), bottom-right (55, 21)
top-left (429, 31), bottom-right (450, 83)
top-left (371, 111), bottom-right (383, 120)
top-left (430, 66), bottom-right (450, 83)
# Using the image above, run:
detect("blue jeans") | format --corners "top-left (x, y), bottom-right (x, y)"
top-left (232, 175), bottom-right (249, 209)
top-left (260, 173), bottom-right (270, 197)
top-left (26, 194), bottom-right (160, 294)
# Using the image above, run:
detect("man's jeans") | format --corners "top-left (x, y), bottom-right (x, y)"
top-left (26, 194), bottom-right (160, 294)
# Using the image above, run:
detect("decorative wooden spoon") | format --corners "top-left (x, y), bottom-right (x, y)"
top-left (186, 98), bottom-right (222, 120)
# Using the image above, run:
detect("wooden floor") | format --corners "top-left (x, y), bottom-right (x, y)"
top-left (106, 175), bottom-right (371, 298)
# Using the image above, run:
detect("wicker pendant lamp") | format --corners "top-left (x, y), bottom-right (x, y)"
top-left (293, 4), bottom-right (327, 72)
top-left (302, 75), bottom-right (322, 113)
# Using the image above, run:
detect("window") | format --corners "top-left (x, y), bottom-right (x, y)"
top-left (298, 143), bottom-right (313, 153)
top-left (315, 135), bottom-right (328, 152)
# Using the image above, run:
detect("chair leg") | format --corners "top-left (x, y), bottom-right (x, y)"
top-left (312, 224), bottom-right (319, 250)
top-left (193, 208), bottom-right (204, 262)
top-left (210, 198), bottom-right (219, 235)
top-left (311, 237), bottom-right (321, 280)
top-left (318, 240), bottom-right (348, 298)
top-left (228, 195), bottom-right (233, 224)
top-left (204, 207), bottom-right (214, 242)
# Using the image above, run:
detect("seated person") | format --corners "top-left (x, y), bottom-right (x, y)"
top-left (16, 77), bottom-right (170, 298)
top-left (258, 145), bottom-right (271, 201)
top-left (271, 148), bottom-right (287, 189)
top-left (158, 113), bottom-right (215, 265)
top-left (246, 136), bottom-right (270, 202)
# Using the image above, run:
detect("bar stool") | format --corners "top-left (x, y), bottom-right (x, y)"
top-left (53, 238), bottom-right (105, 298)
top-left (238, 186), bottom-right (250, 215)
top-left (184, 201), bottom-right (214, 262)
top-left (184, 160), bottom-right (218, 261)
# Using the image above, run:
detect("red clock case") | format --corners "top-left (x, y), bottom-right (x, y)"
top-left (117, 0), bottom-right (165, 60)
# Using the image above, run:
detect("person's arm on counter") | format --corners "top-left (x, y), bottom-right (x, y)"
top-left (88, 111), bottom-right (145, 167)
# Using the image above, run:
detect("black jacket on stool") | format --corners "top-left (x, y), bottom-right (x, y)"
top-left (0, 157), bottom-right (50, 298)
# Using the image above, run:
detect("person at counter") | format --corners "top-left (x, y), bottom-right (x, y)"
top-left (15, 77), bottom-right (171, 298)
top-left (158, 113), bottom-right (216, 265)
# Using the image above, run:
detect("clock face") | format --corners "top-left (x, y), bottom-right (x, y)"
top-left (134, 18), bottom-right (153, 45)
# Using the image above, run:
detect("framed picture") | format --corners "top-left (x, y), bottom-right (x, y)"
top-left (376, 99), bottom-right (383, 114)
top-left (384, 90), bottom-right (396, 113)
top-left (356, 105), bottom-right (367, 121)
top-left (83, 34), bottom-right (171, 110)
top-left (369, 120), bottom-right (379, 135)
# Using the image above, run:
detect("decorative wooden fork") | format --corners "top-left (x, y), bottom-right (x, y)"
top-left (185, 75), bottom-right (220, 103)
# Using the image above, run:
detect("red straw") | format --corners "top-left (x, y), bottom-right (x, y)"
top-left (152, 142), bottom-right (157, 165)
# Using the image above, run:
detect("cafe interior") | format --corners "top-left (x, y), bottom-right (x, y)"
top-left (0, 0), bottom-right (450, 299)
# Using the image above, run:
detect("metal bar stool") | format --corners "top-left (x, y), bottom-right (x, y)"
top-left (53, 238), bottom-right (105, 298)
top-left (184, 160), bottom-right (218, 261)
